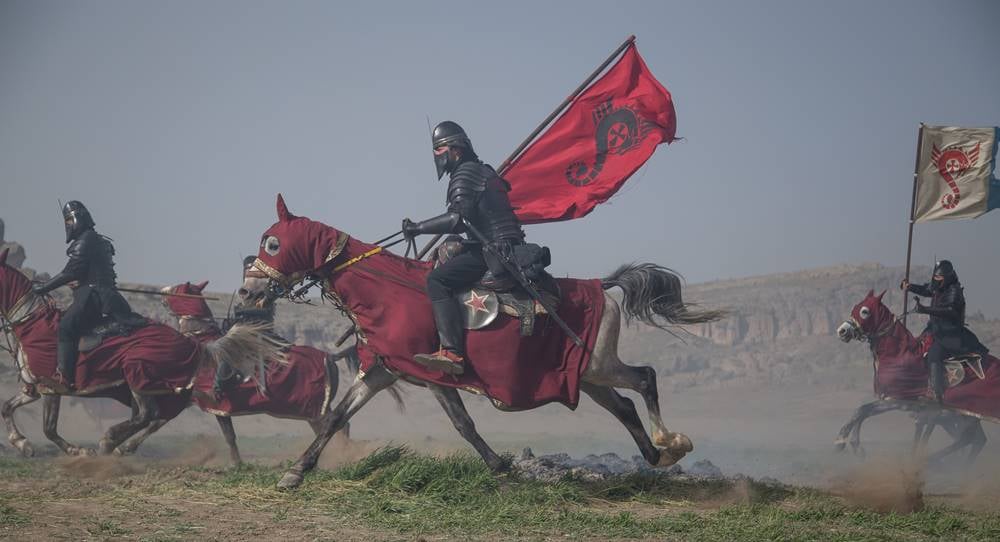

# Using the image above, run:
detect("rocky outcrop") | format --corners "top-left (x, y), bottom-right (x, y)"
top-left (0, 218), bottom-right (28, 269)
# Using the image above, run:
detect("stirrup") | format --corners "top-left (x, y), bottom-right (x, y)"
top-left (413, 350), bottom-right (465, 375)
top-left (53, 370), bottom-right (76, 393)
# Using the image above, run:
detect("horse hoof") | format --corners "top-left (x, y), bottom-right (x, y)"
top-left (14, 440), bottom-right (34, 458)
top-left (665, 433), bottom-right (693, 454)
top-left (98, 440), bottom-right (115, 456)
top-left (277, 472), bottom-right (303, 490)
top-left (71, 447), bottom-right (96, 457)
top-left (834, 442), bottom-right (846, 452)
top-left (656, 448), bottom-right (683, 467)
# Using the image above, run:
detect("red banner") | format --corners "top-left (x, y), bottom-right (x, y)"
top-left (505, 45), bottom-right (676, 224)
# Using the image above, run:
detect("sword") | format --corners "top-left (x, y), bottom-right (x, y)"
top-left (460, 218), bottom-right (586, 349)
top-left (115, 287), bottom-right (220, 301)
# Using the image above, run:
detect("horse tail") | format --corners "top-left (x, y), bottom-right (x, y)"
top-left (201, 323), bottom-right (288, 392)
top-left (601, 263), bottom-right (726, 327)
top-left (329, 344), bottom-right (406, 414)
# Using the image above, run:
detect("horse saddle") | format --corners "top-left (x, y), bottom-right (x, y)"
top-left (454, 287), bottom-right (560, 336)
top-left (942, 353), bottom-right (988, 388)
top-left (78, 312), bottom-right (149, 352)
top-left (437, 236), bottom-right (560, 337)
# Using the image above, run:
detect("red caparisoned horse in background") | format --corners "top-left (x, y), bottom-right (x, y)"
top-left (113, 279), bottom-right (390, 463)
top-left (240, 195), bottom-right (725, 489)
top-left (836, 290), bottom-right (997, 463)
top-left (0, 248), bottom-right (286, 457)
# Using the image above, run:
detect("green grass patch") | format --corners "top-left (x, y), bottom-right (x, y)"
top-left (2, 446), bottom-right (999, 540)
top-left (0, 502), bottom-right (29, 527)
top-left (87, 518), bottom-right (130, 537)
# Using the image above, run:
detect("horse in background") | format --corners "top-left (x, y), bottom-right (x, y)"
top-left (836, 290), bottom-right (994, 464)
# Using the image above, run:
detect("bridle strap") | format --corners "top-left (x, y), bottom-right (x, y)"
top-left (4, 292), bottom-right (45, 328)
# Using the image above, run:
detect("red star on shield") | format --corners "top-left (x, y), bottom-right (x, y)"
top-left (464, 290), bottom-right (490, 314)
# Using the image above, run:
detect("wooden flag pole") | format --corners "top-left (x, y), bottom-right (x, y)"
top-left (902, 123), bottom-right (925, 326)
top-left (415, 35), bottom-right (638, 261)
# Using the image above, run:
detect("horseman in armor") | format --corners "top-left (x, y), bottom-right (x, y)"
top-left (31, 201), bottom-right (138, 390)
top-left (402, 121), bottom-right (526, 375)
top-left (902, 260), bottom-right (988, 403)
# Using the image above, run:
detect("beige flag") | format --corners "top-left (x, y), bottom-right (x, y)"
top-left (913, 125), bottom-right (997, 222)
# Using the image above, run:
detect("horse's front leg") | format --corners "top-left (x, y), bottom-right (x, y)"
top-left (2, 390), bottom-right (40, 457)
top-left (115, 419), bottom-right (168, 456)
top-left (835, 401), bottom-right (878, 451)
top-left (42, 395), bottom-right (94, 456)
top-left (277, 365), bottom-right (397, 490)
top-left (99, 392), bottom-right (158, 455)
top-left (428, 384), bottom-right (507, 472)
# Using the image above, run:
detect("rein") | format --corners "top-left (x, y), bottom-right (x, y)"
top-left (288, 237), bottom-right (408, 301)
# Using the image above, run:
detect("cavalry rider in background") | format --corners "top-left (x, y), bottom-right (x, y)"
top-left (401, 121), bottom-right (526, 376)
top-left (31, 201), bottom-right (138, 390)
top-left (901, 260), bottom-right (988, 403)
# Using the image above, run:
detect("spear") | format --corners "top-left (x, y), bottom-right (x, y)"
top-left (115, 286), bottom-right (220, 301)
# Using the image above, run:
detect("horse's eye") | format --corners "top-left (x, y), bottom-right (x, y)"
top-left (262, 235), bottom-right (280, 257)
top-left (859, 306), bottom-right (871, 320)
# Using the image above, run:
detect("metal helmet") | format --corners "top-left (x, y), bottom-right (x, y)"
top-left (931, 259), bottom-right (958, 291)
top-left (62, 200), bottom-right (95, 243)
top-left (431, 121), bottom-right (474, 179)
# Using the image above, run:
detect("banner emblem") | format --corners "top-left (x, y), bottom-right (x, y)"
top-left (931, 142), bottom-right (981, 209)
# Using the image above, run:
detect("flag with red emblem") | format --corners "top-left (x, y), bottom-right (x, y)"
top-left (504, 44), bottom-right (676, 224)
top-left (913, 125), bottom-right (1000, 222)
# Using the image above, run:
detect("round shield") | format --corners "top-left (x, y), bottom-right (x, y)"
top-left (457, 288), bottom-right (499, 330)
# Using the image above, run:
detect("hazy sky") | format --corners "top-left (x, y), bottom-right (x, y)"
top-left (2, 1), bottom-right (999, 314)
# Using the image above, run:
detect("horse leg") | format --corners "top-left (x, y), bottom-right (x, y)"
top-left (323, 353), bottom-right (351, 442)
top-left (926, 420), bottom-right (973, 464)
top-left (966, 421), bottom-right (987, 464)
top-left (98, 392), bottom-right (158, 455)
top-left (277, 365), bottom-right (397, 490)
top-left (583, 295), bottom-right (682, 450)
top-left (214, 416), bottom-right (242, 465)
top-left (2, 391), bottom-right (39, 457)
top-left (115, 419), bottom-right (168, 456)
top-left (848, 401), bottom-right (901, 456)
top-left (835, 401), bottom-right (877, 451)
top-left (428, 384), bottom-right (506, 472)
top-left (309, 417), bottom-right (349, 445)
top-left (580, 381), bottom-right (685, 467)
top-left (42, 395), bottom-right (93, 456)
top-left (911, 416), bottom-right (928, 455)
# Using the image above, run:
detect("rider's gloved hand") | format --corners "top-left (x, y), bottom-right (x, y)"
top-left (913, 297), bottom-right (927, 313)
top-left (401, 218), bottom-right (420, 239)
top-left (900, 279), bottom-right (910, 291)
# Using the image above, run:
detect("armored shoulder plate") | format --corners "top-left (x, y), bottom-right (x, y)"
top-left (446, 162), bottom-right (493, 216)
top-left (447, 162), bottom-right (490, 201)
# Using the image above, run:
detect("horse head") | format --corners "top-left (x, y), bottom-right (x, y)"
top-left (161, 280), bottom-right (215, 335)
top-left (0, 248), bottom-right (33, 319)
top-left (248, 194), bottom-right (347, 302)
top-left (837, 289), bottom-right (894, 343)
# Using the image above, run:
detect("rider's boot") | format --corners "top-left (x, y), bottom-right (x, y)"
top-left (413, 299), bottom-right (466, 376)
top-left (928, 360), bottom-right (946, 405)
top-left (55, 337), bottom-right (77, 392)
